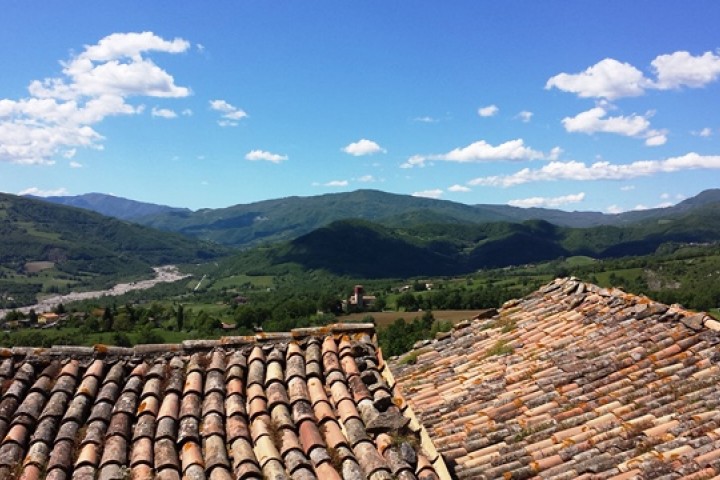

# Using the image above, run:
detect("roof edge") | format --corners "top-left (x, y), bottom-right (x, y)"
top-left (1, 322), bottom-right (377, 359)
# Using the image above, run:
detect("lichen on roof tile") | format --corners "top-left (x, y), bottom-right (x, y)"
top-left (389, 277), bottom-right (720, 479)
top-left (0, 323), bottom-right (445, 480)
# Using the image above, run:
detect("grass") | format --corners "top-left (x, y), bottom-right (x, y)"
top-left (24, 261), bottom-right (55, 273)
top-left (485, 340), bottom-right (514, 357)
top-left (208, 274), bottom-right (274, 291)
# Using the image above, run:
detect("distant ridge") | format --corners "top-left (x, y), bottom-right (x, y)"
top-left (34, 188), bottom-right (720, 248)
top-left (33, 192), bottom-right (190, 221)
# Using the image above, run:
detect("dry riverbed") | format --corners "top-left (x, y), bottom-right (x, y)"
top-left (0, 265), bottom-right (190, 321)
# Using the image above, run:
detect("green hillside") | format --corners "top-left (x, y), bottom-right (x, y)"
top-left (0, 193), bottom-right (226, 307)
top-left (133, 188), bottom-right (720, 248)
top-left (216, 203), bottom-right (720, 278)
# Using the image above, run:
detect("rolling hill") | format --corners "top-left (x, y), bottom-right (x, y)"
top-left (34, 189), bottom-right (720, 249)
top-left (0, 193), bottom-right (226, 306)
top-left (216, 202), bottom-right (720, 278)
top-left (136, 188), bottom-right (720, 247)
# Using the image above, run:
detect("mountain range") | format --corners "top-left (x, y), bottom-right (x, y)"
top-left (33, 188), bottom-right (720, 248)
top-left (3, 188), bottom-right (720, 298)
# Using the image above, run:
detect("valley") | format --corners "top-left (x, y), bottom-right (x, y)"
top-left (1, 189), bottom-right (719, 354)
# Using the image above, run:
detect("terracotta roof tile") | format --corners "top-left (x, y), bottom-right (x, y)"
top-left (390, 277), bottom-right (720, 479)
top-left (0, 323), bottom-right (446, 479)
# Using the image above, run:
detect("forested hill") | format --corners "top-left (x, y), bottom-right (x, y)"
top-left (0, 193), bottom-right (225, 277)
top-left (34, 192), bottom-right (190, 221)
top-left (219, 203), bottom-right (720, 278)
top-left (132, 188), bottom-right (720, 247)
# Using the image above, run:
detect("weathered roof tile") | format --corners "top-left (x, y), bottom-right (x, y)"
top-left (0, 324), bottom-right (444, 480)
top-left (390, 277), bottom-right (720, 479)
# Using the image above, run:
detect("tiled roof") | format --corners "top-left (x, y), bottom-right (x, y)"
top-left (0, 324), bottom-right (449, 480)
top-left (389, 278), bottom-right (720, 479)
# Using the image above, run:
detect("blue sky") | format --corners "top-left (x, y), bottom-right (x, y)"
top-left (1, 2), bottom-right (719, 212)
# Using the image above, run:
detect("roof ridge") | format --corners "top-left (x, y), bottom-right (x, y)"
top-left (1, 322), bottom-right (377, 359)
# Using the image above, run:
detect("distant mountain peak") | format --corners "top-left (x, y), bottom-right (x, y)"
top-left (31, 192), bottom-right (190, 221)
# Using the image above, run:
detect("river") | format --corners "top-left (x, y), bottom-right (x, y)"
top-left (0, 265), bottom-right (190, 321)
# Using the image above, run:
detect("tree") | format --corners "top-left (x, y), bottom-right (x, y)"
top-left (396, 292), bottom-right (418, 312)
top-left (102, 307), bottom-right (114, 332)
top-left (176, 304), bottom-right (185, 331)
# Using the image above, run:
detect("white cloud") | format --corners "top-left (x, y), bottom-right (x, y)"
top-left (412, 189), bottom-right (443, 199)
top-left (403, 138), bottom-right (555, 168)
top-left (606, 205), bottom-right (623, 214)
top-left (210, 99), bottom-right (247, 125)
top-left (562, 107), bottom-right (649, 136)
top-left (400, 155), bottom-right (428, 169)
top-left (62, 148), bottom-right (77, 159)
top-left (693, 127), bottom-right (713, 137)
top-left (342, 139), bottom-right (386, 156)
top-left (468, 153), bottom-right (720, 187)
top-left (69, 161), bottom-right (82, 168)
top-left (620, 185), bottom-right (635, 191)
top-left (413, 116), bottom-right (439, 123)
top-left (181, 109), bottom-right (193, 116)
top-left (18, 187), bottom-right (69, 197)
top-left (245, 150), bottom-right (288, 163)
top-left (448, 184), bottom-right (471, 192)
top-left (357, 175), bottom-right (376, 183)
top-left (517, 111), bottom-right (533, 122)
top-left (546, 58), bottom-right (648, 100)
top-left (0, 32), bottom-right (190, 165)
top-left (151, 106), bottom-right (177, 118)
top-left (478, 105), bottom-right (499, 117)
top-left (651, 51), bottom-right (720, 89)
top-left (562, 106), bottom-right (667, 146)
top-left (660, 192), bottom-right (671, 200)
top-left (324, 180), bottom-right (349, 187)
top-left (547, 51), bottom-right (720, 100)
top-left (645, 133), bottom-right (667, 146)
top-left (508, 192), bottom-right (586, 208)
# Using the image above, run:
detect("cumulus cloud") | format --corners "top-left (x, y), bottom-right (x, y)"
top-left (342, 139), bottom-right (386, 156)
top-left (18, 187), bottom-right (69, 197)
top-left (448, 184), bottom-right (471, 192)
top-left (210, 99), bottom-right (247, 126)
top-left (508, 192), bottom-right (586, 208)
top-left (245, 150), bottom-right (288, 163)
top-left (547, 50), bottom-right (720, 100)
top-left (651, 51), bottom-right (720, 89)
top-left (468, 153), bottom-right (720, 187)
top-left (0, 32), bottom-right (190, 165)
top-left (478, 105), bottom-right (499, 117)
top-left (357, 175), bottom-right (376, 183)
top-left (412, 189), bottom-right (443, 199)
top-left (402, 139), bottom-right (556, 168)
top-left (151, 106), bottom-right (177, 118)
top-left (546, 58), bottom-right (648, 100)
top-left (562, 106), bottom-right (667, 146)
top-left (69, 161), bottom-right (82, 168)
top-left (517, 111), bottom-right (533, 122)
top-left (324, 180), bottom-right (349, 187)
